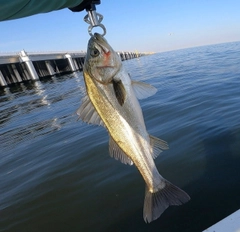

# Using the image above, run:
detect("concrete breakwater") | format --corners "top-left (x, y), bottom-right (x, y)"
top-left (0, 50), bottom-right (145, 87)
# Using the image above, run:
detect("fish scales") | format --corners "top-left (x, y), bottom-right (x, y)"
top-left (78, 33), bottom-right (190, 223)
top-left (84, 67), bottom-right (159, 188)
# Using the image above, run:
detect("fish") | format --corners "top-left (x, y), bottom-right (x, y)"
top-left (77, 33), bottom-right (190, 223)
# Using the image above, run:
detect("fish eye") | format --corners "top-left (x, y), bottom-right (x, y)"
top-left (90, 48), bottom-right (100, 57)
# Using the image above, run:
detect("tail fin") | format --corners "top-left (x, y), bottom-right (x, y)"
top-left (143, 180), bottom-right (190, 223)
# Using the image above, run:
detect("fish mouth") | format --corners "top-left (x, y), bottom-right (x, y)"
top-left (98, 43), bottom-right (109, 54)
top-left (96, 66), bottom-right (115, 76)
top-left (94, 33), bottom-right (108, 43)
top-left (93, 33), bottom-right (110, 54)
top-left (97, 65), bottom-right (114, 69)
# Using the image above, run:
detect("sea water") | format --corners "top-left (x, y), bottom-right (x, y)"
top-left (1, 41), bottom-right (240, 232)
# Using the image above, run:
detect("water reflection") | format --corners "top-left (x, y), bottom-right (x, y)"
top-left (33, 81), bottom-right (50, 107)
top-left (1, 42), bottom-right (240, 231)
top-left (0, 78), bottom-right (83, 153)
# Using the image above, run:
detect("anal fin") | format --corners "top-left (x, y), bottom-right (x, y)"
top-left (109, 136), bottom-right (133, 165)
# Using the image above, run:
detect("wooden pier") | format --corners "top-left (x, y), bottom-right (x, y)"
top-left (0, 50), bottom-right (144, 87)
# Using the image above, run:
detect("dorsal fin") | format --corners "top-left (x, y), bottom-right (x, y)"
top-left (132, 80), bottom-right (157, 100)
top-left (149, 135), bottom-right (169, 159)
top-left (112, 79), bottom-right (126, 106)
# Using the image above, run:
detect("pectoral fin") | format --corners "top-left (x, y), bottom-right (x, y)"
top-left (112, 79), bottom-right (126, 106)
top-left (109, 136), bottom-right (133, 165)
top-left (132, 80), bottom-right (157, 99)
top-left (149, 135), bottom-right (169, 159)
top-left (77, 95), bottom-right (104, 126)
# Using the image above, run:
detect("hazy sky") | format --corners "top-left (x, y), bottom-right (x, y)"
top-left (0, 0), bottom-right (240, 53)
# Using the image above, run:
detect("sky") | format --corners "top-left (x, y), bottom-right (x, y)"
top-left (0, 0), bottom-right (240, 53)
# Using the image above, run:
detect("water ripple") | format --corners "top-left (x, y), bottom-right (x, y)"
top-left (1, 42), bottom-right (240, 231)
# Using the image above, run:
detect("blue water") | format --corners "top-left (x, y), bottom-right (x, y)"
top-left (1, 41), bottom-right (240, 232)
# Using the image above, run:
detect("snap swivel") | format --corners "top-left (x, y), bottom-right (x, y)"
top-left (84, 4), bottom-right (106, 37)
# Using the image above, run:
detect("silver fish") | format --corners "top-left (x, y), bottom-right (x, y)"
top-left (77, 33), bottom-right (190, 223)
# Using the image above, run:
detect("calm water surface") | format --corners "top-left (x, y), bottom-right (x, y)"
top-left (1, 42), bottom-right (240, 232)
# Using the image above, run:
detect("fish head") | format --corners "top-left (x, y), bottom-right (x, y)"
top-left (84, 33), bottom-right (122, 84)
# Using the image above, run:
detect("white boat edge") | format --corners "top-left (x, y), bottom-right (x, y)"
top-left (203, 209), bottom-right (240, 232)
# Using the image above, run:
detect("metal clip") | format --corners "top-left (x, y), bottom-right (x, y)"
top-left (84, 5), bottom-right (106, 37)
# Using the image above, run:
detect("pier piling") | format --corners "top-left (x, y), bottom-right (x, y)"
top-left (0, 70), bottom-right (7, 86)
top-left (45, 61), bottom-right (56, 76)
top-left (19, 50), bottom-right (39, 80)
top-left (65, 54), bottom-right (76, 72)
top-left (0, 50), bottom-right (148, 87)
